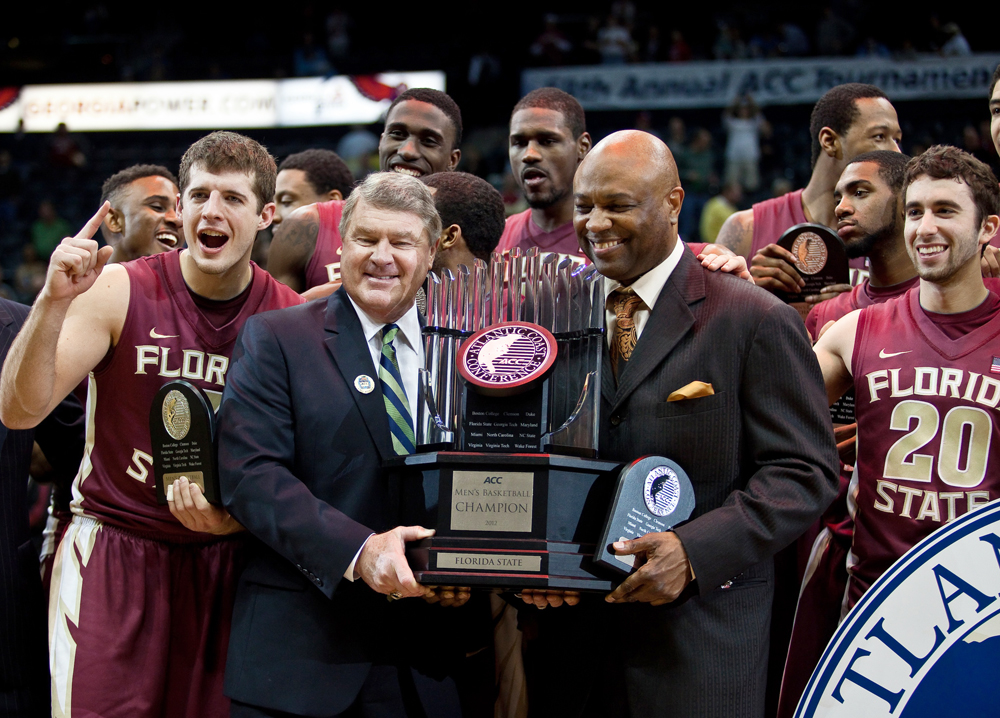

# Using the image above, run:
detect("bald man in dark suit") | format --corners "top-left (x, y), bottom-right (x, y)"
top-left (523, 131), bottom-right (839, 718)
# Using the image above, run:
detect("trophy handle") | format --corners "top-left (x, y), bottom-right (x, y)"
top-left (542, 370), bottom-right (599, 458)
top-left (417, 368), bottom-right (455, 450)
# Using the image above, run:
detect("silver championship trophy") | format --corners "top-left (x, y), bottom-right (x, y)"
top-left (390, 250), bottom-right (693, 591)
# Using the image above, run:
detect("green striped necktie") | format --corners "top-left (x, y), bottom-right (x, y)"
top-left (379, 324), bottom-right (416, 455)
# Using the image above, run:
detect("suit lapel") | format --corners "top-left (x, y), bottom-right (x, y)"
top-left (322, 289), bottom-right (393, 461)
top-left (611, 250), bottom-right (706, 413)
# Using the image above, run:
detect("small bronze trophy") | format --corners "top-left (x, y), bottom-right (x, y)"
top-left (776, 223), bottom-right (850, 301)
top-left (150, 379), bottom-right (220, 505)
top-left (389, 249), bottom-right (693, 591)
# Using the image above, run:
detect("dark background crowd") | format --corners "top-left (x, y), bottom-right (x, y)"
top-left (1, 1), bottom-right (998, 305)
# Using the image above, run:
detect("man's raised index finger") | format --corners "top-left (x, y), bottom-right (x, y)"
top-left (77, 201), bottom-right (111, 240)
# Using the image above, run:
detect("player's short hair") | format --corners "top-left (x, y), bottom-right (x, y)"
top-left (990, 63), bottom-right (1000, 99)
top-left (809, 83), bottom-right (889, 167)
top-left (387, 88), bottom-right (463, 148)
top-left (178, 131), bottom-right (276, 212)
top-left (423, 172), bottom-right (506, 262)
top-left (847, 151), bottom-right (911, 194)
top-left (100, 164), bottom-right (178, 207)
top-left (278, 149), bottom-right (355, 198)
top-left (904, 145), bottom-right (1000, 227)
top-left (340, 171), bottom-right (441, 245)
top-left (511, 88), bottom-right (587, 139)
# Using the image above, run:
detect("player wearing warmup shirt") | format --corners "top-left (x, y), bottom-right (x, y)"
top-left (814, 146), bottom-right (1000, 615)
top-left (776, 150), bottom-right (918, 718)
top-left (0, 131), bottom-right (302, 718)
top-left (268, 88), bottom-right (462, 293)
top-left (718, 84), bottom-right (902, 302)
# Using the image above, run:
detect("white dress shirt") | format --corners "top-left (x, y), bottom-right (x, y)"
top-left (348, 295), bottom-right (424, 429)
top-left (342, 296), bottom-right (425, 581)
top-left (604, 237), bottom-right (685, 345)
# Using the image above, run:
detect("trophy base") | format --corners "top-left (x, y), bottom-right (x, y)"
top-left (388, 451), bottom-right (625, 592)
top-left (407, 537), bottom-right (614, 591)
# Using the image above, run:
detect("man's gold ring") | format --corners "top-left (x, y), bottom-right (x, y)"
top-left (387, 591), bottom-right (403, 602)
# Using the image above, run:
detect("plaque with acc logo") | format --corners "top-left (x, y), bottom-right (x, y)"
top-left (776, 223), bottom-right (850, 301)
top-left (150, 379), bottom-right (221, 505)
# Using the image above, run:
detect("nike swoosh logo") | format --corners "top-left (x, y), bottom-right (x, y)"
top-left (150, 328), bottom-right (179, 339)
top-left (879, 349), bottom-right (913, 359)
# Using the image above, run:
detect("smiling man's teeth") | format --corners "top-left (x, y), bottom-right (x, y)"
top-left (202, 230), bottom-right (225, 237)
top-left (393, 167), bottom-right (421, 177)
top-left (592, 239), bottom-right (624, 250)
top-left (917, 246), bottom-right (945, 255)
top-left (156, 233), bottom-right (177, 246)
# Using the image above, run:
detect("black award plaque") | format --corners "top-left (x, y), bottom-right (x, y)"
top-left (595, 456), bottom-right (695, 574)
top-left (150, 379), bottom-right (220, 505)
top-left (776, 223), bottom-right (850, 301)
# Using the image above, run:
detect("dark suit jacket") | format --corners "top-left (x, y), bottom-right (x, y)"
top-left (0, 299), bottom-right (85, 717)
top-left (529, 250), bottom-right (839, 718)
top-left (219, 289), bottom-right (477, 718)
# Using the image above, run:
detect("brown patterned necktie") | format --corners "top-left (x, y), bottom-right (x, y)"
top-left (609, 288), bottom-right (645, 382)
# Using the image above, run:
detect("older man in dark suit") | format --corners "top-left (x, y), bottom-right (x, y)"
top-left (218, 171), bottom-right (486, 718)
top-left (523, 131), bottom-right (839, 717)
top-left (0, 298), bottom-right (84, 717)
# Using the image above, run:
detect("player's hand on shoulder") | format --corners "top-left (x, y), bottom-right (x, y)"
top-left (750, 243), bottom-right (804, 295)
top-left (167, 476), bottom-right (244, 535)
top-left (696, 244), bottom-right (753, 283)
top-left (43, 202), bottom-right (115, 304)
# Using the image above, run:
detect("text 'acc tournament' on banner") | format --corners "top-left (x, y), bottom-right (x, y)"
top-left (522, 54), bottom-right (1000, 110)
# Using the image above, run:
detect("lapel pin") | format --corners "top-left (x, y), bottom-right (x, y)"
top-left (354, 375), bottom-right (375, 394)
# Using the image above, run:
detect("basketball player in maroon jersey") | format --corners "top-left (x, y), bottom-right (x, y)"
top-left (268, 88), bottom-right (462, 294)
top-left (0, 131), bottom-right (302, 718)
top-left (777, 149), bottom-right (917, 718)
top-left (41, 164), bottom-right (186, 578)
top-left (814, 146), bottom-right (1000, 615)
top-left (717, 84), bottom-right (902, 299)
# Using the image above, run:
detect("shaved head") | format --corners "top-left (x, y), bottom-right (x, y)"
top-left (579, 130), bottom-right (679, 189)
top-left (574, 130), bottom-right (684, 284)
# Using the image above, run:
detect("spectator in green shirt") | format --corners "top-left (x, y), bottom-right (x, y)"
top-left (31, 200), bottom-right (73, 259)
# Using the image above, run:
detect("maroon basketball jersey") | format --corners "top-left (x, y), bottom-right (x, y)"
top-left (70, 250), bottom-right (303, 540)
top-left (848, 288), bottom-right (1000, 606)
top-left (496, 209), bottom-right (587, 261)
top-left (304, 199), bottom-right (345, 290)
top-left (805, 276), bottom-right (919, 341)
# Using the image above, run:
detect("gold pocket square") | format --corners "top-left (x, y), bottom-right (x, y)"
top-left (667, 381), bottom-right (715, 402)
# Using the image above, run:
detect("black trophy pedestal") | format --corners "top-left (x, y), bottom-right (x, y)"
top-left (386, 451), bottom-right (624, 591)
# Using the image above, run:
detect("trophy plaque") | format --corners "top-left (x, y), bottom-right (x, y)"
top-left (776, 223), bottom-right (850, 301)
top-left (388, 249), bottom-right (695, 591)
top-left (594, 456), bottom-right (695, 574)
top-left (150, 379), bottom-right (220, 505)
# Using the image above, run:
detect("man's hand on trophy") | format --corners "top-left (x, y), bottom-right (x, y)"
top-left (356, 525), bottom-right (435, 599)
top-left (518, 589), bottom-right (581, 609)
top-left (605, 531), bottom-right (691, 607)
top-left (423, 586), bottom-right (472, 607)
top-left (750, 243), bottom-right (805, 295)
top-left (167, 476), bottom-right (244, 535)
